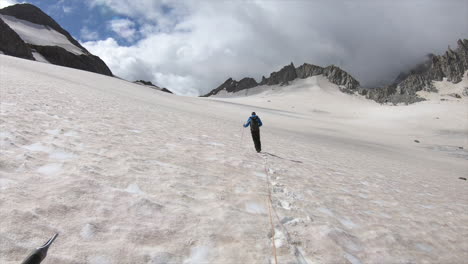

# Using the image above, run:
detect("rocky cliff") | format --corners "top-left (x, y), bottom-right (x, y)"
top-left (357, 39), bottom-right (468, 104)
top-left (202, 62), bottom-right (359, 97)
top-left (0, 4), bottom-right (112, 76)
top-left (0, 17), bottom-right (34, 60)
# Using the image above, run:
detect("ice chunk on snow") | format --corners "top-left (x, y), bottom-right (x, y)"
top-left (274, 229), bottom-right (287, 248)
top-left (125, 183), bottom-right (145, 195)
top-left (339, 217), bottom-right (358, 229)
top-left (253, 171), bottom-right (266, 178)
top-left (344, 252), bottom-right (362, 264)
top-left (279, 200), bottom-right (292, 210)
top-left (184, 246), bottom-right (209, 264)
top-left (49, 150), bottom-right (75, 160)
top-left (318, 207), bottom-right (334, 216)
top-left (245, 202), bottom-right (267, 214)
top-left (89, 255), bottom-right (112, 264)
top-left (415, 243), bottom-right (433, 252)
top-left (37, 163), bottom-right (62, 175)
top-left (23, 142), bottom-right (50, 152)
top-left (45, 129), bottom-right (60, 135)
top-left (0, 178), bottom-right (16, 190)
top-left (80, 223), bottom-right (96, 239)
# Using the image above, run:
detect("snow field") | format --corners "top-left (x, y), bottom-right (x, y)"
top-left (0, 55), bottom-right (467, 263)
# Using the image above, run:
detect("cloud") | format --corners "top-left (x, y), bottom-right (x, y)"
top-left (0, 0), bottom-right (18, 8)
top-left (108, 18), bottom-right (137, 42)
top-left (83, 0), bottom-right (468, 95)
top-left (80, 26), bottom-right (99, 40)
top-left (62, 5), bottom-right (72, 13)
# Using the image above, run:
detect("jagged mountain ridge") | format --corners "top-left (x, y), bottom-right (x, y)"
top-left (202, 63), bottom-right (360, 97)
top-left (204, 39), bottom-right (467, 104)
top-left (350, 39), bottom-right (468, 104)
top-left (0, 3), bottom-right (112, 76)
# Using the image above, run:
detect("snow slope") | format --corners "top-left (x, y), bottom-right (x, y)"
top-left (0, 55), bottom-right (467, 263)
top-left (0, 14), bottom-right (84, 55)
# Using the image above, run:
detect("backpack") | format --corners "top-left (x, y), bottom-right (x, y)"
top-left (250, 116), bottom-right (260, 131)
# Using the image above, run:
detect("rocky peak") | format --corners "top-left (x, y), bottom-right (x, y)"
top-left (0, 4), bottom-right (87, 54)
top-left (201, 77), bottom-right (258, 97)
top-left (261, 62), bottom-right (297, 85)
top-left (0, 3), bottom-right (113, 76)
top-left (323, 65), bottom-right (360, 91)
top-left (358, 39), bottom-right (468, 104)
top-left (295, 63), bottom-right (324, 78)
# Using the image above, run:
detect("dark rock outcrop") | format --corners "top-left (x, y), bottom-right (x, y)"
top-left (323, 65), bottom-right (360, 91)
top-left (134, 80), bottom-right (173, 94)
top-left (135, 80), bottom-right (157, 87)
top-left (0, 18), bottom-right (34, 59)
top-left (32, 45), bottom-right (112, 76)
top-left (160, 88), bottom-right (173, 94)
top-left (0, 3), bottom-right (112, 76)
top-left (295, 63), bottom-right (324, 78)
top-left (202, 77), bottom-right (258, 97)
top-left (260, 62), bottom-right (297, 86)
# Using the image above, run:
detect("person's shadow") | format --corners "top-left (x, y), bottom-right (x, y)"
top-left (262, 152), bottom-right (302, 163)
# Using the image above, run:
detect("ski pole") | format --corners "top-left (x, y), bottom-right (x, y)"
top-left (240, 124), bottom-right (245, 146)
top-left (21, 233), bottom-right (59, 264)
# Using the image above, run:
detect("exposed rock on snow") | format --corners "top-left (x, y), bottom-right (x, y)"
top-left (0, 17), bottom-right (33, 60)
top-left (133, 80), bottom-right (173, 94)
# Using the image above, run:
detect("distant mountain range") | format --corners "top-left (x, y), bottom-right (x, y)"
top-left (1, 4), bottom-right (466, 104)
top-left (204, 39), bottom-right (468, 104)
top-left (0, 3), bottom-right (112, 76)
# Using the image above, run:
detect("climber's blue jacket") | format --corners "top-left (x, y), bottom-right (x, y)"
top-left (243, 115), bottom-right (263, 128)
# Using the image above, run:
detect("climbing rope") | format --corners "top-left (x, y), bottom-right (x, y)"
top-left (262, 153), bottom-right (309, 264)
top-left (263, 154), bottom-right (278, 264)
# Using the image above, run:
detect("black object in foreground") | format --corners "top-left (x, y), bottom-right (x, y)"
top-left (21, 233), bottom-right (58, 264)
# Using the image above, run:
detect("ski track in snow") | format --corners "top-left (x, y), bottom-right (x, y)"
top-left (0, 55), bottom-right (467, 263)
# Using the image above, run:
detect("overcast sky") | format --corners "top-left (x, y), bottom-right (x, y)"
top-left (2, 0), bottom-right (467, 95)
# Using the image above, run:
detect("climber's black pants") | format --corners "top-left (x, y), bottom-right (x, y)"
top-left (251, 129), bottom-right (261, 152)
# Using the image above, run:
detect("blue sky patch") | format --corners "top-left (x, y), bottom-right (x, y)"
top-left (23, 0), bottom-right (140, 45)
